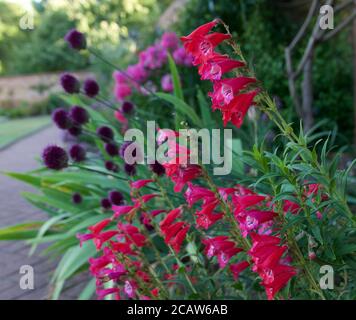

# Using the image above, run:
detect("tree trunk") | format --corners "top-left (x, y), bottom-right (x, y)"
top-left (301, 49), bottom-right (314, 132)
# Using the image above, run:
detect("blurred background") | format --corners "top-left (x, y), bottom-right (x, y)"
top-left (0, 0), bottom-right (355, 299)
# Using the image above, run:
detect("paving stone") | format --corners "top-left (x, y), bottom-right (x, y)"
top-left (0, 126), bottom-right (89, 299)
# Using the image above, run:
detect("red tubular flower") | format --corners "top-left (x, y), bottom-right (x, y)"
top-left (202, 236), bottom-right (243, 268)
top-left (236, 210), bottom-right (277, 237)
top-left (93, 231), bottom-right (119, 250)
top-left (117, 223), bottom-right (146, 247)
top-left (110, 240), bottom-right (136, 255)
top-left (221, 90), bottom-right (259, 128)
top-left (232, 192), bottom-right (266, 215)
top-left (112, 205), bottom-right (136, 218)
top-left (130, 179), bottom-right (154, 190)
top-left (181, 20), bottom-right (231, 66)
top-left (198, 53), bottom-right (245, 81)
top-left (160, 207), bottom-right (182, 229)
top-left (88, 218), bottom-right (112, 234)
top-left (164, 163), bottom-right (202, 192)
top-left (248, 232), bottom-right (296, 300)
top-left (261, 264), bottom-right (297, 300)
top-left (195, 200), bottom-right (223, 230)
top-left (77, 218), bottom-right (118, 249)
top-left (209, 77), bottom-right (256, 109)
top-left (230, 261), bottom-right (250, 280)
top-left (89, 248), bottom-right (115, 276)
top-left (185, 183), bottom-right (215, 207)
top-left (96, 287), bottom-right (120, 300)
top-left (171, 226), bottom-right (190, 253)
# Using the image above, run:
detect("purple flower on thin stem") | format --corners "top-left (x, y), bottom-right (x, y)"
top-left (72, 193), bottom-right (83, 204)
top-left (68, 126), bottom-right (82, 137)
top-left (69, 106), bottom-right (89, 125)
top-left (60, 73), bottom-right (80, 94)
top-left (69, 144), bottom-right (86, 162)
top-left (97, 126), bottom-right (114, 142)
top-left (101, 198), bottom-right (111, 210)
top-left (52, 108), bottom-right (72, 129)
top-left (42, 145), bottom-right (68, 170)
top-left (124, 163), bottom-right (136, 176)
top-left (109, 191), bottom-right (124, 205)
top-left (105, 143), bottom-right (118, 157)
top-left (149, 161), bottom-right (165, 176)
top-left (83, 78), bottom-right (100, 97)
top-left (65, 29), bottom-right (86, 50)
top-left (121, 101), bottom-right (135, 115)
top-left (105, 161), bottom-right (119, 172)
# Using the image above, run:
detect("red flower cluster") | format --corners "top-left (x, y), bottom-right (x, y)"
top-left (181, 20), bottom-right (258, 128)
top-left (248, 233), bottom-right (297, 300)
top-left (184, 180), bottom-right (297, 300)
top-left (77, 179), bottom-right (166, 300)
top-left (159, 207), bottom-right (190, 252)
top-left (158, 129), bottom-right (202, 192)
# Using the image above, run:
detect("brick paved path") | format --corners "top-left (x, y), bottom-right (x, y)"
top-left (0, 126), bottom-right (87, 300)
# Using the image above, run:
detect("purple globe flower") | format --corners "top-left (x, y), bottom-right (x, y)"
top-left (105, 143), bottom-right (118, 157)
top-left (52, 108), bottom-right (72, 129)
top-left (69, 106), bottom-right (89, 125)
top-left (124, 163), bottom-right (136, 176)
top-left (83, 78), bottom-right (99, 97)
top-left (42, 145), bottom-right (68, 170)
top-left (97, 126), bottom-right (114, 142)
top-left (64, 29), bottom-right (86, 50)
top-left (150, 161), bottom-right (165, 176)
top-left (69, 144), bottom-right (86, 162)
top-left (60, 73), bottom-right (80, 94)
top-left (101, 198), bottom-right (111, 210)
top-left (108, 191), bottom-right (124, 205)
top-left (121, 101), bottom-right (135, 114)
top-left (72, 193), bottom-right (82, 204)
top-left (105, 161), bottom-right (119, 172)
top-left (68, 126), bottom-right (82, 137)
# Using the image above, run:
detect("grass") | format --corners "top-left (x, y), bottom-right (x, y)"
top-left (0, 116), bottom-right (51, 150)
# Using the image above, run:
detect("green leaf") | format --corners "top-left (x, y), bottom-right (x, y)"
top-left (78, 278), bottom-right (96, 300)
top-left (53, 242), bottom-right (96, 283)
top-left (3, 172), bottom-right (42, 188)
top-left (167, 53), bottom-right (184, 100)
top-left (197, 89), bottom-right (213, 128)
top-left (155, 92), bottom-right (203, 128)
top-left (0, 222), bottom-right (44, 240)
top-left (29, 213), bottom-right (69, 255)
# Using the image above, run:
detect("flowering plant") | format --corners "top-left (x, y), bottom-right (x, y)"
top-left (1, 21), bottom-right (355, 300)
